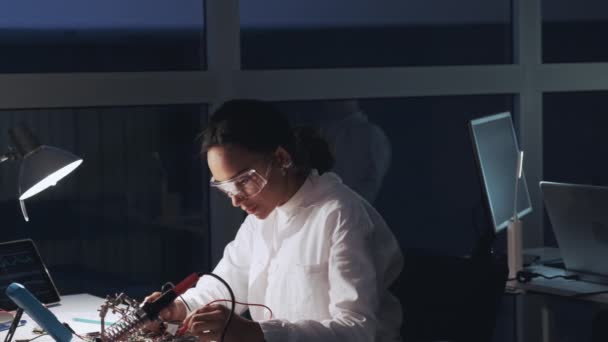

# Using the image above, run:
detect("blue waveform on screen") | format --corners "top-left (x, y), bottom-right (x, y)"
top-left (0, 254), bottom-right (35, 268)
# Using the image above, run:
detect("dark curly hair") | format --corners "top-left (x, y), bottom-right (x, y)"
top-left (201, 99), bottom-right (334, 174)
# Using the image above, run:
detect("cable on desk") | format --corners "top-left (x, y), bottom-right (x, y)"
top-left (511, 270), bottom-right (579, 284)
top-left (14, 333), bottom-right (48, 342)
top-left (190, 273), bottom-right (235, 342)
top-left (62, 322), bottom-right (92, 342)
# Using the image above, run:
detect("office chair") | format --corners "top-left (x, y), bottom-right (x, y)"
top-left (397, 249), bottom-right (508, 342)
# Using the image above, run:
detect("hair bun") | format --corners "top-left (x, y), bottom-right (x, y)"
top-left (293, 126), bottom-right (334, 174)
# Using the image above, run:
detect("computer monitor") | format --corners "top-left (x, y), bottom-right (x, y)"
top-left (469, 112), bottom-right (532, 233)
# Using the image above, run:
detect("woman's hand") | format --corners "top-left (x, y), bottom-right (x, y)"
top-left (183, 304), bottom-right (264, 342)
top-left (141, 292), bottom-right (188, 332)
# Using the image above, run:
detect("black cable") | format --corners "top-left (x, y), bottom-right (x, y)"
top-left (512, 272), bottom-right (608, 299)
top-left (160, 282), bottom-right (173, 292)
top-left (162, 282), bottom-right (192, 313)
top-left (514, 270), bottom-right (579, 283)
top-left (199, 272), bottom-right (235, 342)
top-left (538, 274), bottom-right (578, 280)
top-left (159, 273), bottom-right (234, 342)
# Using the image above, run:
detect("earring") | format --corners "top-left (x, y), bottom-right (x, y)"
top-left (281, 161), bottom-right (293, 176)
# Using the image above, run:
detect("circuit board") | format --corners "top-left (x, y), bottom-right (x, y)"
top-left (93, 293), bottom-right (197, 342)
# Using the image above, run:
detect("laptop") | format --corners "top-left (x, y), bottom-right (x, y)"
top-left (540, 181), bottom-right (608, 285)
top-left (0, 239), bottom-right (61, 311)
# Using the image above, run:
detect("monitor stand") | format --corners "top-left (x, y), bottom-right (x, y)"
top-left (507, 218), bottom-right (523, 280)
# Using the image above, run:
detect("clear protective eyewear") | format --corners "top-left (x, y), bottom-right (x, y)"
top-left (210, 162), bottom-right (272, 200)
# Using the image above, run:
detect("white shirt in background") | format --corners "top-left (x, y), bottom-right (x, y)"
top-left (181, 171), bottom-right (403, 342)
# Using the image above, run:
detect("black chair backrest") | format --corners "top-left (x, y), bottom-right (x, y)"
top-left (398, 249), bottom-right (508, 342)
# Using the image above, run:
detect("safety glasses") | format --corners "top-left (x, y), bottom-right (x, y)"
top-left (210, 162), bottom-right (272, 200)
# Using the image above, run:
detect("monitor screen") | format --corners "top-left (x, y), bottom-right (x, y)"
top-left (470, 112), bottom-right (532, 233)
top-left (0, 239), bottom-right (60, 311)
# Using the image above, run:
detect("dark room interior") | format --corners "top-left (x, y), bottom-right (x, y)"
top-left (1, 1), bottom-right (608, 341)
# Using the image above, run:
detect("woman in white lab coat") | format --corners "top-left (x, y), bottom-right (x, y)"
top-left (149, 99), bottom-right (403, 342)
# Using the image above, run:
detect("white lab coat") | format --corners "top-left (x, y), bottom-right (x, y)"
top-left (181, 171), bottom-right (403, 342)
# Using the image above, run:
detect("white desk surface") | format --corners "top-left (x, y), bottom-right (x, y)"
top-left (0, 293), bottom-right (120, 341)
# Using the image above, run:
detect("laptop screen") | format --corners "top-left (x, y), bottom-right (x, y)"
top-left (0, 239), bottom-right (61, 311)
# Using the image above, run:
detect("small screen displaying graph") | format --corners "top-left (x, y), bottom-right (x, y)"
top-left (0, 240), bottom-right (60, 311)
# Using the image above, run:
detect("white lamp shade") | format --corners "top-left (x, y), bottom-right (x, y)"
top-left (18, 146), bottom-right (83, 200)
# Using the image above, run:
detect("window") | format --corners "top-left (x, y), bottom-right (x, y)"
top-left (241, 0), bottom-right (513, 69)
top-left (0, 0), bottom-right (206, 72)
top-left (543, 0), bottom-right (608, 62)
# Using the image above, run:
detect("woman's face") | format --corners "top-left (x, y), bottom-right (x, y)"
top-left (207, 145), bottom-right (284, 220)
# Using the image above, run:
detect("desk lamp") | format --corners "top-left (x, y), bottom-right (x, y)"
top-left (0, 124), bottom-right (83, 221)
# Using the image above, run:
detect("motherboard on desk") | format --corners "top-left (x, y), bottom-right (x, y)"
top-left (92, 293), bottom-right (198, 342)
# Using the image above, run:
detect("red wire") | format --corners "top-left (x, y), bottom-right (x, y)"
top-left (204, 299), bottom-right (273, 320)
top-left (176, 299), bottom-right (273, 336)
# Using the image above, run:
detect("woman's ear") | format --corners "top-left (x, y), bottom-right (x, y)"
top-left (274, 147), bottom-right (294, 169)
